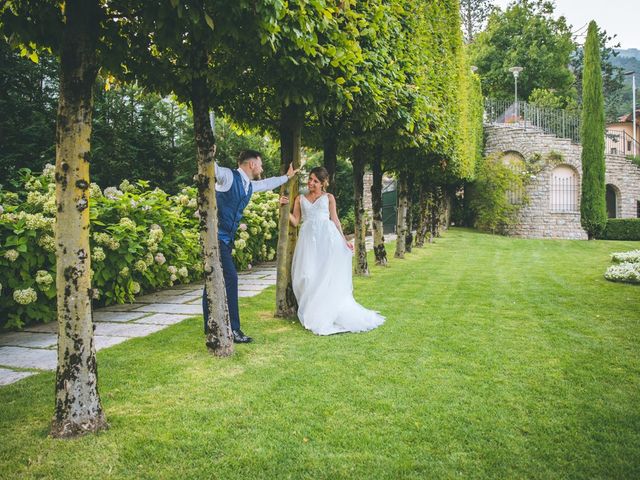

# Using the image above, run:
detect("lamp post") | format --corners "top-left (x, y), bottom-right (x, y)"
top-left (624, 71), bottom-right (637, 156)
top-left (509, 66), bottom-right (523, 121)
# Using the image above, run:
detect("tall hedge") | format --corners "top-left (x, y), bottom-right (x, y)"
top-left (580, 21), bottom-right (607, 239)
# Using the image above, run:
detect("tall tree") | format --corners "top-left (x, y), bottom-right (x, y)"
top-left (470, 0), bottom-right (576, 105)
top-left (1, 0), bottom-right (109, 437)
top-left (460, 0), bottom-right (494, 44)
top-left (580, 21), bottom-right (607, 239)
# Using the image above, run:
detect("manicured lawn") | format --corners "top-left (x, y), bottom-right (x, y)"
top-left (1, 228), bottom-right (639, 479)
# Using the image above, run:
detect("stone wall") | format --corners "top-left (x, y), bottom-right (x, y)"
top-left (484, 125), bottom-right (640, 239)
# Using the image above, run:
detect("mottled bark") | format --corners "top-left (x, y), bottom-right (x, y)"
top-left (415, 185), bottom-right (429, 247)
top-left (371, 147), bottom-right (387, 266)
top-left (51, 0), bottom-right (107, 438)
top-left (352, 145), bottom-right (369, 276)
top-left (275, 103), bottom-right (302, 317)
top-left (430, 186), bottom-right (441, 241)
top-left (405, 176), bottom-right (414, 253)
top-left (191, 64), bottom-right (233, 357)
top-left (394, 171), bottom-right (409, 259)
top-left (322, 127), bottom-right (338, 195)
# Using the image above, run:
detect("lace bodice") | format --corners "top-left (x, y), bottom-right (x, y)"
top-left (300, 194), bottom-right (330, 223)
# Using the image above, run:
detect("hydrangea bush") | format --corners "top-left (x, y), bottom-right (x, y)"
top-left (604, 249), bottom-right (640, 285)
top-left (0, 167), bottom-right (280, 329)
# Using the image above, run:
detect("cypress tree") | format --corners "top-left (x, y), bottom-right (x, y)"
top-left (580, 21), bottom-right (607, 239)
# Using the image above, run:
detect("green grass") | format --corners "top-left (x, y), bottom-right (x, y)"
top-left (1, 228), bottom-right (639, 479)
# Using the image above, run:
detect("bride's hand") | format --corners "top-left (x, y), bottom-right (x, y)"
top-left (345, 240), bottom-right (354, 251)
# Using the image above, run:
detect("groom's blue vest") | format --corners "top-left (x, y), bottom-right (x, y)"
top-left (217, 169), bottom-right (253, 245)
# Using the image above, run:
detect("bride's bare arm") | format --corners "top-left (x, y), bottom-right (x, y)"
top-left (289, 196), bottom-right (302, 227)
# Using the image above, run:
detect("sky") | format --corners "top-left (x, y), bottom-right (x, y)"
top-left (491, 0), bottom-right (640, 50)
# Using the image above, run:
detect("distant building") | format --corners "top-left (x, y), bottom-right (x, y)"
top-left (606, 109), bottom-right (640, 156)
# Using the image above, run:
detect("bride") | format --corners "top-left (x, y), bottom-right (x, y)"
top-left (288, 166), bottom-right (385, 335)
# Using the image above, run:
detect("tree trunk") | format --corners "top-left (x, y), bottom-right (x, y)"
top-left (275, 103), bottom-right (302, 317)
top-left (51, 0), bottom-right (107, 438)
top-left (405, 175), bottom-right (414, 253)
top-left (322, 127), bottom-right (338, 195)
top-left (352, 144), bottom-right (369, 275)
top-left (371, 146), bottom-right (387, 266)
top-left (415, 185), bottom-right (428, 247)
top-left (191, 60), bottom-right (233, 357)
top-left (394, 170), bottom-right (409, 258)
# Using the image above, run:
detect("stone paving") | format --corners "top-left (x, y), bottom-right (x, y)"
top-left (0, 233), bottom-right (397, 387)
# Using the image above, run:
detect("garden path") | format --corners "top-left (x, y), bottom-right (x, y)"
top-left (0, 234), bottom-right (396, 386)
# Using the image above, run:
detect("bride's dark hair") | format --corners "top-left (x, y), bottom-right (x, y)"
top-left (309, 166), bottom-right (330, 190)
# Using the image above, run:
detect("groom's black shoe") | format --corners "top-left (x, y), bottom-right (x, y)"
top-left (232, 329), bottom-right (253, 343)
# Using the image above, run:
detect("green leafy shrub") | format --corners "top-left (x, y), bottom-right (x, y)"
top-left (0, 167), bottom-right (279, 329)
top-left (598, 219), bottom-right (640, 241)
top-left (468, 154), bottom-right (529, 234)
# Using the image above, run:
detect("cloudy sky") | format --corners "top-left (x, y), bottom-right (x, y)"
top-left (491, 0), bottom-right (639, 50)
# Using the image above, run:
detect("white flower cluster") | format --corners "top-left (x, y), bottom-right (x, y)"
top-left (13, 287), bottom-right (37, 305)
top-left (25, 178), bottom-right (42, 191)
top-left (131, 281), bottom-right (141, 294)
top-left (604, 262), bottom-right (640, 284)
top-left (119, 267), bottom-right (130, 277)
top-left (103, 187), bottom-right (123, 200)
top-left (119, 179), bottom-right (136, 193)
top-left (15, 211), bottom-right (55, 231)
top-left (155, 252), bottom-right (166, 265)
top-left (92, 247), bottom-right (106, 262)
top-left (35, 270), bottom-right (54, 287)
top-left (119, 217), bottom-right (137, 230)
top-left (37, 234), bottom-right (56, 253)
top-left (134, 260), bottom-right (148, 273)
top-left (605, 249), bottom-right (640, 284)
top-left (93, 232), bottom-right (120, 250)
top-left (4, 249), bottom-right (19, 262)
top-left (42, 163), bottom-right (56, 180)
top-left (89, 183), bottom-right (103, 199)
top-left (611, 250), bottom-right (640, 264)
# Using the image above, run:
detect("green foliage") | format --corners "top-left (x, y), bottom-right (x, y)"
top-left (580, 21), bottom-right (607, 239)
top-left (598, 219), bottom-right (640, 241)
top-left (468, 154), bottom-right (528, 234)
top-left (0, 167), bottom-right (280, 329)
top-left (470, 0), bottom-right (576, 105)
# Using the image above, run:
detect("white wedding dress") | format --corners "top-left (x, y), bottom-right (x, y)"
top-left (292, 194), bottom-right (385, 335)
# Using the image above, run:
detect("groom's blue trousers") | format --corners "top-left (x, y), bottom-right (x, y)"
top-left (203, 240), bottom-right (240, 333)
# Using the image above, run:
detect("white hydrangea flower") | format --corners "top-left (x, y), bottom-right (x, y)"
top-left (13, 287), bottom-right (37, 305)
top-left (170, 274), bottom-right (178, 282)
top-left (119, 217), bottom-right (137, 229)
top-left (239, 231), bottom-right (250, 240)
top-left (35, 270), bottom-right (54, 287)
top-left (187, 199), bottom-right (197, 209)
top-left (91, 247), bottom-right (106, 262)
top-left (119, 267), bottom-right (130, 277)
top-left (178, 267), bottom-right (188, 277)
top-left (147, 242), bottom-right (158, 253)
top-left (144, 253), bottom-right (154, 266)
top-left (42, 163), bottom-right (55, 180)
top-left (42, 198), bottom-right (57, 215)
top-left (131, 281), bottom-right (141, 294)
top-left (89, 183), bottom-right (102, 199)
top-left (134, 260), bottom-right (148, 272)
top-left (167, 265), bottom-right (178, 275)
top-left (239, 223), bottom-right (248, 231)
top-left (119, 179), bottom-right (135, 193)
top-left (4, 249), bottom-right (19, 262)
top-left (234, 239), bottom-right (246, 250)
top-left (27, 191), bottom-right (46, 206)
top-left (92, 288), bottom-right (101, 300)
top-left (155, 252), bottom-right (166, 265)
top-left (103, 187), bottom-right (123, 200)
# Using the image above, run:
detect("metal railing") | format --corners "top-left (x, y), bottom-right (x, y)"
top-left (484, 98), bottom-right (580, 143)
top-left (605, 129), bottom-right (640, 157)
top-left (550, 174), bottom-right (579, 212)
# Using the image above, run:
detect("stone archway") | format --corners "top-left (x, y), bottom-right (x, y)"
top-left (606, 184), bottom-right (621, 218)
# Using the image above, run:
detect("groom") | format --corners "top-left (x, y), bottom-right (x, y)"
top-left (203, 149), bottom-right (298, 343)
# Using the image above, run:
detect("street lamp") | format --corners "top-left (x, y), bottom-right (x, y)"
top-left (509, 66), bottom-right (523, 121)
top-left (623, 71), bottom-right (637, 156)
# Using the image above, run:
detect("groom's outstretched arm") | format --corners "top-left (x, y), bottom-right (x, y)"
top-left (214, 163), bottom-right (234, 192)
top-left (251, 164), bottom-right (299, 193)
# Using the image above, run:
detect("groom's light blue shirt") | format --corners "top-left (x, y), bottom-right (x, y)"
top-left (214, 163), bottom-right (288, 194)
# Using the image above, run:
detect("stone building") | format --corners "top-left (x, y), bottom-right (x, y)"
top-left (485, 124), bottom-right (640, 239)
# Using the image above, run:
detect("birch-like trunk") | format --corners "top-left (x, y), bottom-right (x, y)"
top-left (352, 145), bottom-right (369, 276)
top-left (322, 127), bottom-right (338, 195)
top-left (405, 177), bottom-right (414, 253)
top-left (371, 147), bottom-right (387, 266)
top-left (275, 103), bottom-right (302, 317)
top-left (415, 185), bottom-right (431, 247)
top-left (191, 69), bottom-right (233, 357)
top-left (51, 0), bottom-right (107, 438)
top-left (394, 171), bottom-right (409, 258)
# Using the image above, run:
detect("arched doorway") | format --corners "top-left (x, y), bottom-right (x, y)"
top-left (606, 184), bottom-right (619, 218)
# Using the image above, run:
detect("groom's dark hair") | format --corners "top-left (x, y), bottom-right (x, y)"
top-left (238, 149), bottom-right (262, 165)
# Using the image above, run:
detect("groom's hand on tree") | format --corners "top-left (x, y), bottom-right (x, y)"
top-left (286, 164), bottom-right (300, 179)
top-left (279, 196), bottom-right (289, 205)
